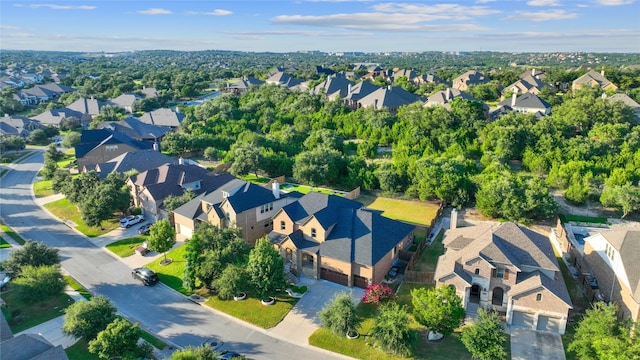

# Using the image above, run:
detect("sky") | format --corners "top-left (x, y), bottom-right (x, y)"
top-left (1, 0), bottom-right (639, 53)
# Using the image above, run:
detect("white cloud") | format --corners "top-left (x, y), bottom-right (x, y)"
top-left (475, 0), bottom-right (496, 3)
top-left (3, 32), bottom-right (33, 38)
top-left (137, 8), bottom-right (172, 15)
top-left (15, 3), bottom-right (95, 10)
top-left (0, 25), bottom-right (20, 30)
top-left (187, 9), bottom-right (233, 16)
top-left (372, 3), bottom-right (501, 16)
top-left (224, 29), bottom-right (367, 37)
top-left (527, 0), bottom-right (561, 6)
top-left (594, 0), bottom-right (635, 5)
top-left (502, 9), bottom-right (578, 21)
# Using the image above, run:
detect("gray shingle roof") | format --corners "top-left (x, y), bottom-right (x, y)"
top-left (89, 149), bottom-right (178, 177)
top-left (97, 116), bottom-right (172, 141)
top-left (357, 86), bottom-right (423, 110)
top-left (138, 108), bottom-right (185, 127)
top-left (511, 270), bottom-right (573, 307)
top-left (498, 93), bottom-right (551, 111)
top-left (1, 333), bottom-right (68, 360)
top-left (598, 229), bottom-right (640, 302)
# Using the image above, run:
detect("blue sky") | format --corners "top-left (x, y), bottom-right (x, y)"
top-left (1, 0), bottom-right (639, 53)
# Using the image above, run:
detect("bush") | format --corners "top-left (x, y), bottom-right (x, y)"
top-left (13, 265), bottom-right (64, 305)
top-left (290, 285), bottom-right (307, 294)
top-left (362, 283), bottom-right (396, 305)
top-left (318, 292), bottom-right (360, 336)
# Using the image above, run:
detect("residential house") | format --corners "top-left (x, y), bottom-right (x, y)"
top-left (572, 70), bottom-right (618, 92)
top-left (452, 70), bottom-right (489, 91)
top-left (356, 85), bottom-right (423, 114)
top-left (494, 93), bottom-right (552, 117)
top-left (424, 88), bottom-right (484, 111)
top-left (128, 163), bottom-right (236, 222)
top-left (140, 86), bottom-right (158, 98)
top-left (224, 76), bottom-right (264, 95)
top-left (582, 228), bottom-right (640, 322)
top-left (435, 221), bottom-right (572, 334)
top-left (31, 108), bottom-right (86, 128)
top-left (174, 181), bottom-right (301, 244)
top-left (311, 75), bottom-right (355, 100)
top-left (414, 72), bottom-right (450, 87)
top-left (605, 93), bottom-right (640, 119)
top-left (506, 70), bottom-right (553, 95)
top-left (390, 69), bottom-right (418, 84)
top-left (265, 72), bottom-right (303, 88)
top-left (138, 108), bottom-right (185, 129)
top-left (96, 116), bottom-right (172, 142)
top-left (109, 93), bottom-right (142, 113)
top-left (75, 129), bottom-right (154, 170)
top-left (519, 69), bottom-right (546, 81)
top-left (343, 81), bottom-right (380, 109)
top-left (0, 313), bottom-right (68, 360)
top-left (83, 148), bottom-right (179, 178)
top-left (66, 97), bottom-right (106, 122)
top-left (0, 115), bottom-right (40, 137)
top-left (268, 192), bottom-right (415, 288)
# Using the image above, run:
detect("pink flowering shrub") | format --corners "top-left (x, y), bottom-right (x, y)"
top-left (362, 283), bottom-right (396, 305)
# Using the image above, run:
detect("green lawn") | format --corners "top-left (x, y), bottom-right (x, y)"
top-left (106, 236), bottom-right (148, 258)
top-left (43, 197), bottom-right (119, 237)
top-left (65, 338), bottom-right (100, 360)
top-left (0, 237), bottom-right (11, 248)
top-left (2, 290), bottom-right (74, 333)
top-left (357, 195), bottom-right (440, 226)
top-left (412, 230), bottom-right (444, 272)
top-left (558, 214), bottom-right (607, 225)
top-left (0, 221), bottom-right (26, 245)
top-left (239, 174), bottom-right (271, 184)
top-left (0, 151), bottom-right (34, 164)
top-left (280, 183), bottom-right (341, 196)
top-left (145, 244), bottom-right (189, 295)
top-left (205, 292), bottom-right (298, 329)
top-left (33, 179), bottom-right (55, 197)
top-left (63, 275), bottom-right (92, 300)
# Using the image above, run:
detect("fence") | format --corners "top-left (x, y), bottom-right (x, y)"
top-left (403, 271), bottom-right (434, 284)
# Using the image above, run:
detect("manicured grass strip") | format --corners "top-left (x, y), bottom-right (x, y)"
top-left (0, 221), bottom-right (26, 245)
top-left (140, 328), bottom-right (168, 350)
top-left (33, 179), bottom-right (55, 197)
top-left (357, 195), bottom-right (440, 226)
top-left (280, 183), bottom-right (338, 196)
top-left (3, 290), bottom-right (74, 333)
top-left (239, 174), bottom-right (271, 184)
top-left (63, 275), bottom-right (92, 300)
top-left (0, 237), bottom-right (11, 248)
top-left (145, 244), bottom-right (189, 295)
top-left (0, 151), bottom-right (34, 164)
top-left (558, 214), bottom-right (607, 224)
top-left (65, 338), bottom-right (100, 360)
top-left (106, 236), bottom-right (147, 258)
top-left (205, 293), bottom-right (298, 329)
top-left (43, 197), bottom-right (119, 237)
top-left (396, 283), bottom-right (434, 312)
top-left (412, 229), bottom-right (444, 272)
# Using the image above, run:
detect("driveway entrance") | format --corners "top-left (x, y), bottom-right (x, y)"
top-left (511, 328), bottom-right (566, 360)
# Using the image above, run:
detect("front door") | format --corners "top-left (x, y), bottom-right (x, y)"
top-left (470, 284), bottom-right (481, 303)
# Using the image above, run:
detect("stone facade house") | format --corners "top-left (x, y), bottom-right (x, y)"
top-left (268, 192), bottom-right (415, 288)
top-left (452, 70), bottom-right (489, 91)
top-left (435, 221), bottom-right (572, 334)
top-left (75, 129), bottom-right (154, 170)
top-left (572, 70), bottom-right (618, 92)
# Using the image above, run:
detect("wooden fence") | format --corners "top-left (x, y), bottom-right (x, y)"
top-left (404, 271), bottom-right (434, 284)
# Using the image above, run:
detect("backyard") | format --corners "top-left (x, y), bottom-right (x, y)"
top-left (357, 195), bottom-right (440, 226)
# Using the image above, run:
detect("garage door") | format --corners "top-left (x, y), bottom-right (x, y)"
top-left (320, 268), bottom-right (348, 286)
top-left (537, 315), bottom-right (561, 332)
top-left (512, 311), bottom-right (535, 329)
top-left (353, 275), bottom-right (368, 288)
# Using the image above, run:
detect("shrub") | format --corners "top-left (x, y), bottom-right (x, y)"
top-left (362, 283), bottom-right (396, 305)
top-left (318, 292), bottom-right (360, 336)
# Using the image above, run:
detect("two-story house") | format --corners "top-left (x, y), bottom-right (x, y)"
top-left (435, 221), bottom-right (572, 334)
top-left (75, 129), bottom-right (154, 171)
top-left (572, 70), bottom-right (618, 92)
top-left (173, 181), bottom-right (301, 245)
top-left (268, 192), bottom-right (415, 288)
top-left (583, 228), bottom-right (640, 322)
top-left (452, 70), bottom-right (489, 91)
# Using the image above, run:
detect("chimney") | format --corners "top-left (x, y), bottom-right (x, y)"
top-left (601, 69), bottom-right (605, 76)
top-left (511, 92), bottom-right (517, 107)
top-left (178, 157), bottom-right (184, 165)
top-left (175, 106), bottom-right (180, 113)
top-left (601, 93), bottom-right (607, 99)
top-left (450, 209), bottom-right (458, 230)
top-left (446, 88), bottom-right (451, 100)
top-left (143, 86), bottom-right (146, 90)
top-left (532, 68), bottom-right (536, 76)
top-left (388, 85), bottom-right (392, 91)
top-left (347, 84), bottom-right (352, 95)
top-left (272, 181), bottom-right (280, 199)
top-left (374, 99), bottom-right (378, 110)
top-left (153, 141), bottom-right (160, 152)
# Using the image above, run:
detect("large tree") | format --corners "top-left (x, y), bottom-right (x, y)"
top-left (63, 295), bottom-right (118, 340)
top-left (246, 237), bottom-right (287, 299)
top-left (569, 302), bottom-right (640, 360)
top-left (460, 309), bottom-right (507, 360)
top-left (318, 291), bottom-right (360, 337)
top-left (88, 318), bottom-right (153, 360)
top-left (292, 147), bottom-right (343, 186)
top-left (148, 219), bottom-right (176, 263)
top-left (411, 285), bottom-right (465, 336)
top-left (229, 142), bottom-right (262, 177)
top-left (600, 183), bottom-right (640, 218)
top-left (3, 240), bottom-right (60, 276)
top-left (13, 265), bottom-right (64, 305)
top-left (370, 301), bottom-right (413, 356)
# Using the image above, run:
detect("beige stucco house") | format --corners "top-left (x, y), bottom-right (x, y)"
top-left (435, 222), bottom-right (572, 334)
top-left (572, 70), bottom-right (618, 92)
top-left (268, 192), bottom-right (415, 288)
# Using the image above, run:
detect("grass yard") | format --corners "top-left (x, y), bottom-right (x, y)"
top-left (65, 338), bottom-right (100, 360)
top-left (280, 183), bottom-right (342, 196)
top-left (33, 179), bottom-right (55, 197)
top-left (57, 148), bottom-right (77, 169)
top-left (63, 275), bottom-right (92, 300)
top-left (43, 197), bottom-right (119, 237)
top-left (0, 151), bottom-right (34, 164)
top-left (0, 221), bottom-right (26, 245)
top-left (145, 244), bottom-right (189, 295)
top-left (558, 214), bottom-right (607, 225)
top-left (412, 230), bottom-right (444, 272)
top-left (0, 237), bottom-right (10, 248)
top-left (106, 236), bottom-right (148, 258)
top-left (205, 292), bottom-right (298, 329)
top-left (357, 195), bottom-right (440, 226)
top-left (2, 290), bottom-right (74, 333)
top-left (239, 174), bottom-right (271, 184)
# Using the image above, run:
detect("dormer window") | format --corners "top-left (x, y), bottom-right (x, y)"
top-left (311, 228), bottom-right (317, 238)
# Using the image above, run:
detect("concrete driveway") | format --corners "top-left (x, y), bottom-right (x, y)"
top-left (269, 277), bottom-right (364, 346)
top-left (511, 328), bottom-right (566, 360)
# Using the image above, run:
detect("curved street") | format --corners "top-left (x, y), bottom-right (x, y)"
top-left (0, 151), bottom-right (346, 360)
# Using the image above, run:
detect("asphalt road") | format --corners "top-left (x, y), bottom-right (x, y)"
top-left (0, 151), bottom-right (343, 360)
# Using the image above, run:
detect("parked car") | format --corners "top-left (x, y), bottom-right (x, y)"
top-left (217, 351), bottom-right (244, 360)
top-left (131, 267), bottom-right (158, 286)
top-left (120, 215), bottom-right (144, 228)
top-left (138, 223), bottom-right (152, 235)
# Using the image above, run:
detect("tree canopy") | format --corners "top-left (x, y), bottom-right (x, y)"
top-left (63, 295), bottom-right (118, 340)
top-left (411, 285), bottom-right (465, 336)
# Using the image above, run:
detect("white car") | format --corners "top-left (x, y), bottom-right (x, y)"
top-left (119, 215), bottom-right (144, 228)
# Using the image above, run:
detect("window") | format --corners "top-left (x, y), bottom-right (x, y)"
top-left (605, 243), bottom-right (615, 261)
top-left (536, 293), bottom-right (542, 301)
top-left (496, 268), bottom-right (505, 279)
top-left (311, 228), bottom-right (317, 238)
top-left (260, 202), bottom-right (274, 213)
top-left (105, 144), bottom-right (118, 151)
top-left (280, 221), bottom-right (285, 231)
top-left (474, 268), bottom-right (480, 275)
